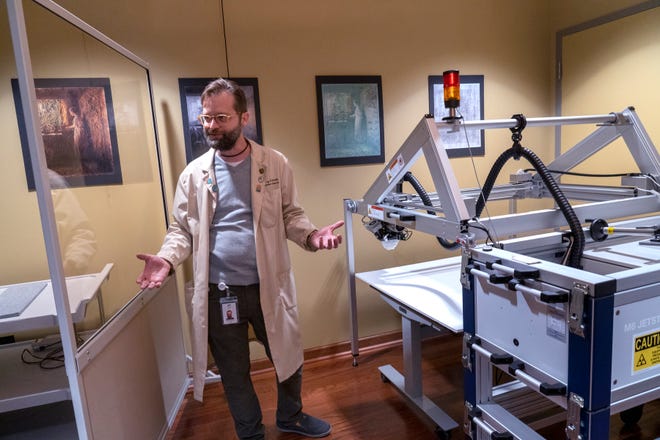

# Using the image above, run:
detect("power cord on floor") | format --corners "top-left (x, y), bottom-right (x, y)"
top-left (21, 335), bottom-right (83, 369)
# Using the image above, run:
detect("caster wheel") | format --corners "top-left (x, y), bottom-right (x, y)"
top-left (620, 404), bottom-right (644, 425)
top-left (352, 357), bottom-right (358, 367)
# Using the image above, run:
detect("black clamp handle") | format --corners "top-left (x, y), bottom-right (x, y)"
top-left (485, 260), bottom-right (502, 269)
top-left (490, 274), bottom-right (513, 284)
top-left (490, 352), bottom-right (514, 365)
top-left (513, 268), bottom-right (540, 279)
top-left (510, 114), bottom-right (527, 159)
top-left (540, 291), bottom-right (569, 303)
top-left (508, 359), bottom-right (525, 376)
top-left (540, 382), bottom-right (567, 396)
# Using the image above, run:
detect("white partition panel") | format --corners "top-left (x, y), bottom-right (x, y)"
top-left (78, 276), bottom-right (188, 440)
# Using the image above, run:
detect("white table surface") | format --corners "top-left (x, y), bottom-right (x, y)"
top-left (0, 263), bottom-right (113, 334)
top-left (356, 256), bottom-right (464, 332)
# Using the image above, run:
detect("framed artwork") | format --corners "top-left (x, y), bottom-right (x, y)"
top-left (316, 75), bottom-right (385, 167)
top-left (11, 77), bottom-right (122, 190)
top-left (428, 74), bottom-right (485, 158)
top-left (178, 77), bottom-right (263, 163)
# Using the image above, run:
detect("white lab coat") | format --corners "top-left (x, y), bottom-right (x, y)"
top-left (157, 143), bottom-right (317, 401)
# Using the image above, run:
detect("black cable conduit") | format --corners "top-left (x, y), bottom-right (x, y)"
top-left (474, 115), bottom-right (584, 268)
top-left (402, 171), bottom-right (460, 250)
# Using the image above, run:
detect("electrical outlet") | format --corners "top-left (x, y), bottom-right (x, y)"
top-left (31, 335), bottom-right (61, 352)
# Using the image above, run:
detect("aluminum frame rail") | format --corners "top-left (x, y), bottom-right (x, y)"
top-left (346, 107), bottom-right (660, 244)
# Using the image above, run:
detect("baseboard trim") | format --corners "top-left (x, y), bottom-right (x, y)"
top-left (249, 330), bottom-right (403, 375)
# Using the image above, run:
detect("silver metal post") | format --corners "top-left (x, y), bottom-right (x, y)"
top-left (6, 0), bottom-right (90, 437)
top-left (344, 199), bottom-right (359, 366)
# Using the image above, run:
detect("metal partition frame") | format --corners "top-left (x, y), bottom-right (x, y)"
top-left (6, 1), bottom-right (167, 437)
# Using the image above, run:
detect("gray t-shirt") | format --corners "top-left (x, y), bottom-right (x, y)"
top-left (208, 154), bottom-right (259, 285)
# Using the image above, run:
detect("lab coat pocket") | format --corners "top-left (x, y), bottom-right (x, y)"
top-left (260, 183), bottom-right (282, 228)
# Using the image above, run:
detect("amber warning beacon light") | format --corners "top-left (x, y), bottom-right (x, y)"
top-left (442, 69), bottom-right (460, 121)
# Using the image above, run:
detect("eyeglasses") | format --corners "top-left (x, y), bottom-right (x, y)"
top-left (198, 113), bottom-right (237, 124)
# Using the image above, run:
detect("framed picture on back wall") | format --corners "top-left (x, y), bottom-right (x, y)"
top-left (178, 77), bottom-right (263, 163)
top-left (316, 75), bottom-right (385, 167)
top-left (11, 77), bottom-right (122, 190)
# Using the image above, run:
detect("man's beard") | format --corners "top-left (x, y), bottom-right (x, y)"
top-left (205, 124), bottom-right (242, 152)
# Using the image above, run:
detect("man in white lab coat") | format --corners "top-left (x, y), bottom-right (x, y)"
top-left (136, 78), bottom-right (343, 439)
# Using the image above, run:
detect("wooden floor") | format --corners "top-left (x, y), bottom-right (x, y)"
top-left (166, 333), bottom-right (660, 440)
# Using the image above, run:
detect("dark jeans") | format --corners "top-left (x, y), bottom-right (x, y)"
top-left (208, 283), bottom-right (303, 440)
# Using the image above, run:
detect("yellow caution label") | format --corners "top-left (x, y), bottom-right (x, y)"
top-left (633, 330), bottom-right (660, 373)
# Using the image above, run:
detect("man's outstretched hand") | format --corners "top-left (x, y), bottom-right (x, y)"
top-left (136, 253), bottom-right (172, 289)
top-left (309, 220), bottom-right (345, 250)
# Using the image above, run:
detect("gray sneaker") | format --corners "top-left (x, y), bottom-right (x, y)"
top-left (276, 413), bottom-right (331, 438)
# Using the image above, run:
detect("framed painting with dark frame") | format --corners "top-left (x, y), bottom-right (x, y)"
top-left (178, 77), bottom-right (263, 163)
top-left (316, 75), bottom-right (384, 167)
top-left (428, 74), bottom-right (485, 158)
top-left (11, 77), bottom-right (122, 190)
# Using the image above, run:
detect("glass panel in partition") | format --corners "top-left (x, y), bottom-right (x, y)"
top-left (0, 0), bottom-right (167, 351)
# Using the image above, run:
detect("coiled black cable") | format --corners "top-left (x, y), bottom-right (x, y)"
top-left (403, 171), bottom-right (460, 249)
top-left (475, 115), bottom-right (584, 268)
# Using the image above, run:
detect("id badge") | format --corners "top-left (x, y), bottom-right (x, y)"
top-left (220, 296), bottom-right (239, 325)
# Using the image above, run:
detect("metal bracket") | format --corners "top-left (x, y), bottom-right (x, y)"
top-left (569, 282), bottom-right (588, 337)
top-left (462, 332), bottom-right (473, 371)
top-left (460, 251), bottom-right (472, 290)
top-left (344, 198), bottom-right (357, 213)
top-left (463, 401), bottom-right (475, 437)
top-left (565, 392), bottom-right (585, 440)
